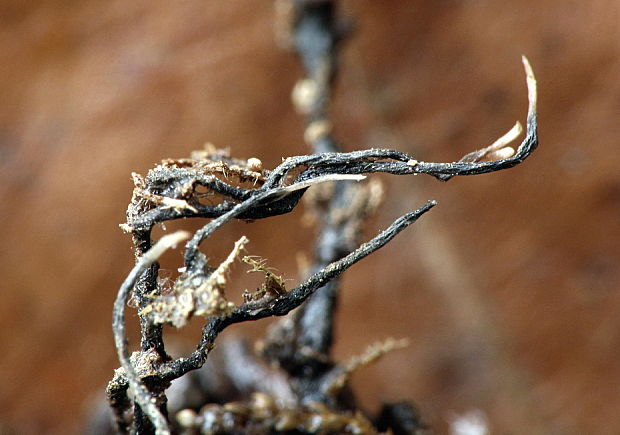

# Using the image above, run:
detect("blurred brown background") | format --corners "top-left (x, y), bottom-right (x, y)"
top-left (1, 1), bottom-right (619, 434)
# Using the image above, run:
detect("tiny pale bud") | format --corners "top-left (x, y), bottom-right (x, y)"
top-left (292, 79), bottom-right (318, 114)
top-left (247, 157), bottom-right (262, 171)
top-left (490, 146), bottom-right (515, 160)
top-left (304, 120), bottom-right (332, 145)
top-left (176, 409), bottom-right (197, 428)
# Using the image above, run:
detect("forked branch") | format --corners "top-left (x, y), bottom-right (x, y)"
top-left (109, 56), bottom-right (537, 434)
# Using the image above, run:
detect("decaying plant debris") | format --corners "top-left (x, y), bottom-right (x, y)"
top-left (105, 2), bottom-right (538, 434)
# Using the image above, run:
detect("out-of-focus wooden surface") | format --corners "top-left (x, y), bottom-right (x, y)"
top-left (1, 1), bottom-right (619, 433)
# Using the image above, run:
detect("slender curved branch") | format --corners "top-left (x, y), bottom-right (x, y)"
top-left (183, 174), bottom-right (366, 270)
top-left (157, 199), bottom-right (436, 380)
top-left (125, 57), bottom-right (536, 240)
top-left (112, 231), bottom-right (190, 435)
top-left (110, 53), bottom-right (538, 433)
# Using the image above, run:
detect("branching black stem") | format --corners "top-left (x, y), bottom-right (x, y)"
top-left (107, 1), bottom-right (537, 431)
top-left (155, 200), bottom-right (436, 382)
